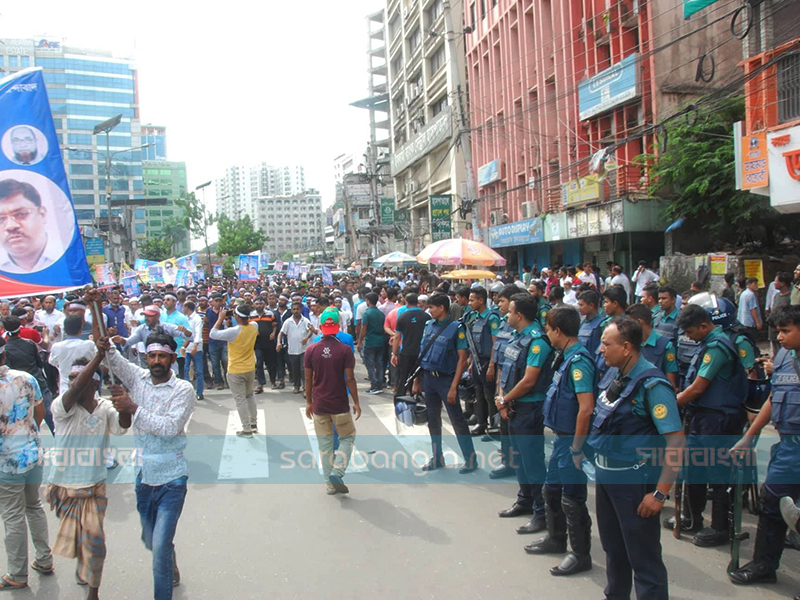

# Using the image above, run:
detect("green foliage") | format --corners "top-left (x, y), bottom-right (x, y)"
top-left (137, 237), bottom-right (172, 262)
top-left (160, 216), bottom-right (189, 254)
top-left (222, 256), bottom-right (237, 279)
top-left (216, 214), bottom-right (266, 257)
top-left (639, 96), bottom-right (793, 248)
top-left (176, 192), bottom-right (213, 241)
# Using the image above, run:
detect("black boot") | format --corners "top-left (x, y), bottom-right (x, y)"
top-left (694, 486), bottom-right (730, 548)
top-left (525, 488), bottom-right (567, 555)
top-left (550, 496), bottom-right (593, 576)
top-left (729, 521), bottom-right (779, 585)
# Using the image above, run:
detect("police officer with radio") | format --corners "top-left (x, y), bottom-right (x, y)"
top-left (625, 303), bottom-right (679, 388)
top-left (730, 304), bottom-right (800, 587)
top-left (577, 290), bottom-right (603, 356)
top-left (496, 293), bottom-right (553, 534)
top-left (526, 307), bottom-right (595, 577)
top-left (590, 317), bottom-right (685, 600)
top-left (666, 304), bottom-right (748, 546)
top-left (415, 294), bottom-right (477, 473)
top-left (489, 285), bottom-right (525, 479)
top-left (465, 287), bottom-right (502, 437)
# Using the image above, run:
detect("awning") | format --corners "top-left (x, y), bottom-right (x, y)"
top-left (665, 218), bottom-right (685, 233)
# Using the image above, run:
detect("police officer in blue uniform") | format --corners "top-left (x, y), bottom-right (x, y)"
top-left (668, 304), bottom-right (747, 545)
top-left (526, 307), bottom-right (595, 576)
top-left (590, 317), bottom-right (685, 600)
top-left (730, 304), bottom-right (800, 587)
top-left (415, 293), bottom-right (478, 473)
top-left (577, 290), bottom-right (603, 356)
top-left (530, 280), bottom-right (551, 330)
top-left (496, 293), bottom-right (553, 534)
top-left (489, 284), bottom-right (525, 479)
top-left (597, 286), bottom-right (628, 382)
top-left (464, 286), bottom-right (502, 436)
top-left (625, 303), bottom-right (679, 389)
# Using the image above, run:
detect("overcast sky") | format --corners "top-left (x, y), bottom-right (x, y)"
top-left (1, 0), bottom-right (382, 244)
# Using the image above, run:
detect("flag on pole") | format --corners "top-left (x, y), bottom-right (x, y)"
top-left (0, 68), bottom-right (92, 297)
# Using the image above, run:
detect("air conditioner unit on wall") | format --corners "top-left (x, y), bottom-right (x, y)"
top-left (521, 201), bottom-right (534, 220)
top-left (489, 209), bottom-right (504, 226)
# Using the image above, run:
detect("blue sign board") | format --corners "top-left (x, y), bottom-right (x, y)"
top-left (477, 159), bottom-right (501, 187)
top-left (488, 217), bottom-right (544, 248)
top-left (85, 238), bottom-right (104, 255)
top-left (578, 54), bottom-right (638, 120)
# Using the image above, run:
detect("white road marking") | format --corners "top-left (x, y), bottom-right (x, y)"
top-left (217, 410), bottom-right (269, 479)
top-left (298, 408), bottom-right (369, 474)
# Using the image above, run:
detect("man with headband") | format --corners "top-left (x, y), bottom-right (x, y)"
top-left (210, 303), bottom-right (259, 437)
top-left (93, 324), bottom-right (195, 598)
top-left (46, 352), bottom-right (129, 599)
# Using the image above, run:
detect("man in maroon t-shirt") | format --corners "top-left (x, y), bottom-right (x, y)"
top-left (304, 308), bottom-right (360, 495)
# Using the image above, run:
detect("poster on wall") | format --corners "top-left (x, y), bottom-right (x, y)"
top-left (708, 254), bottom-right (727, 276)
top-left (743, 259), bottom-right (765, 288)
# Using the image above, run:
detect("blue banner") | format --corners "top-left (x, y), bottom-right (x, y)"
top-left (0, 68), bottom-right (92, 297)
top-left (578, 54), bottom-right (638, 121)
top-left (321, 266), bottom-right (333, 286)
top-left (488, 217), bottom-right (544, 248)
top-left (258, 252), bottom-right (270, 270)
top-left (176, 253), bottom-right (197, 272)
top-left (238, 254), bottom-right (259, 281)
top-left (121, 275), bottom-right (140, 297)
top-left (212, 265), bottom-right (223, 278)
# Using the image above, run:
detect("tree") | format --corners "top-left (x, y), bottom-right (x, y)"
top-left (176, 192), bottom-right (216, 272)
top-left (222, 256), bottom-right (237, 279)
top-left (216, 214), bottom-right (267, 257)
top-left (160, 216), bottom-right (189, 255)
top-left (640, 96), bottom-right (800, 249)
top-left (137, 237), bottom-right (171, 262)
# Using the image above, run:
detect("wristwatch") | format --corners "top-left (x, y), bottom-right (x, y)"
top-left (652, 490), bottom-right (667, 503)
top-left (569, 447), bottom-right (583, 456)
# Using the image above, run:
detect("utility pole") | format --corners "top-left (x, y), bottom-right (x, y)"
top-left (367, 143), bottom-right (381, 260)
top-left (444, 1), bottom-right (481, 242)
top-left (343, 179), bottom-right (357, 262)
top-left (195, 181), bottom-right (214, 277)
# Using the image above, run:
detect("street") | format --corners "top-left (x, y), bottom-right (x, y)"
top-left (22, 363), bottom-right (800, 600)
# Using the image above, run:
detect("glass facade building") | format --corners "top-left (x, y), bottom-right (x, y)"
top-left (142, 160), bottom-right (190, 256)
top-left (0, 37), bottom-right (146, 237)
top-left (142, 124), bottom-right (167, 161)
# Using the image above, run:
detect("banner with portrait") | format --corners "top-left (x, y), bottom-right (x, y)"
top-left (94, 262), bottom-right (116, 287)
top-left (121, 275), bottom-right (140, 297)
top-left (321, 266), bottom-right (333, 286)
top-left (0, 68), bottom-right (92, 297)
top-left (238, 254), bottom-right (259, 281)
top-left (176, 253), bottom-right (197, 272)
top-left (156, 257), bottom-right (178, 285)
top-left (258, 252), bottom-right (270, 270)
top-left (174, 268), bottom-right (189, 288)
top-left (194, 268), bottom-right (205, 281)
top-left (148, 265), bottom-right (164, 284)
top-left (212, 265), bottom-right (223, 278)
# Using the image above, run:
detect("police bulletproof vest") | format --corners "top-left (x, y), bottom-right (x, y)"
top-left (654, 311), bottom-right (678, 343)
top-left (641, 334), bottom-right (670, 374)
top-left (543, 345), bottom-right (594, 434)
top-left (420, 320), bottom-right (460, 374)
top-left (578, 315), bottom-right (603, 356)
top-left (685, 333), bottom-right (748, 414)
top-left (727, 329), bottom-right (757, 368)
top-left (676, 332), bottom-right (702, 371)
top-left (769, 349), bottom-right (800, 436)
top-left (500, 330), bottom-right (553, 394)
top-left (538, 301), bottom-right (552, 329)
top-left (588, 366), bottom-right (670, 461)
top-left (469, 309), bottom-right (500, 360)
top-left (593, 317), bottom-right (612, 384)
top-left (492, 320), bottom-right (514, 365)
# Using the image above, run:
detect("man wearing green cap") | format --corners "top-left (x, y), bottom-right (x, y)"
top-left (304, 308), bottom-right (361, 494)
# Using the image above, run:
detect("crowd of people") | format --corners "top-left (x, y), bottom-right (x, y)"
top-left (0, 259), bottom-right (799, 599)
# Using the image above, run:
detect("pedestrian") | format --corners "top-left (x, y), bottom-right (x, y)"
top-left (495, 293), bottom-right (553, 535)
top-left (464, 286), bottom-right (501, 436)
top-left (45, 352), bottom-right (129, 599)
top-left (304, 308), bottom-right (361, 495)
top-left (113, 306), bottom-right (189, 370)
top-left (737, 277), bottom-right (763, 338)
top-left (591, 317), bottom-right (684, 600)
top-left (161, 294), bottom-right (191, 378)
top-left (48, 315), bottom-right (95, 395)
top-left (721, 272), bottom-right (737, 305)
top-left (729, 304), bottom-right (800, 587)
top-left (0, 336), bottom-right (53, 590)
top-left (632, 260), bottom-right (659, 302)
top-left (358, 292), bottom-right (387, 394)
top-left (181, 301), bottom-right (205, 400)
top-left (278, 301), bottom-right (313, 394)
top-left (526, 307), bottom-right (595, 576)
top-left (391, 293), bottom-right (431, 398)
top-left (210, 303), bottom-right (259, 437)
top-left (768, 272), bottom-right (792, 357)
top-left (666, 304), bottom-right (748, 545)
top-left (412, 294), bottom-right (477, 473)
top-left (251, 297), bottom-right (279, 393)
top-left (96, 326), bottom-right (195, 599)
top-left (205, 295), bottom-right (229, 390)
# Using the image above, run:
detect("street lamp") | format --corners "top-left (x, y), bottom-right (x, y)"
top-left (195, 181), bottom-right (214, 277)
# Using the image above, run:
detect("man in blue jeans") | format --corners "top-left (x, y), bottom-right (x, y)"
top-left (357, 292), bottom-right (386, 394)
top-left (95, 323), bottom-right (195, 600)
top-left (205, 295), bottom-right (228, 389)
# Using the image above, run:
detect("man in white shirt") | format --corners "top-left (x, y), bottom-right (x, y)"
top-left (182, 301), bottom-right (205, 400)
top-left (34, 296), bottom-right (64, 343)
top-left (563, 279), bottom-right (578, 306)
top-left (632, 261), bottom-right (660, 301)
top-left (48, 315), bottom-right (96, 395)
top-left (609, 265), bottom-right (633, 303)
top-left (334, 297), bottom-right (352, 332)
top-left (277, 302), bottom-right (314, 394)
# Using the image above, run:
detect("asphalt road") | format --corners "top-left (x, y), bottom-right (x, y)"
top-left (11, 363), bottom-right (800, 599)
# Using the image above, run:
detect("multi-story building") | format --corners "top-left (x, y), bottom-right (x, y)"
top-left (141, 124), bottom-right (167, 161)
top-left (0, 37), bottom-right (147, 257)
top-left (387, 0), bottom-right (468, 253)
top-left (257, 189), bottom-right (323, 258)
top-left (465, 0), bottom-right (741, 271)
top-left (142, 160), bottom-right (190, 256)
top-left (215, 163), bottom-right (306, 222)
top-left (737, 0), bottom-right (800, 213)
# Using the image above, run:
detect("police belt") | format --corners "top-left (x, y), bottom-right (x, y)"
top-left (594, 454), bottom-right (648, 471)
top-left (424, 369), bottom-right (454, 378)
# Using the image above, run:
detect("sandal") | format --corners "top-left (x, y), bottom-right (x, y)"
top-left (0, 575), bottom-right (27, 590)
top-left (75, 569), bottom-right (88, 586)
top-left (31, 561), bottom-right (54, 575)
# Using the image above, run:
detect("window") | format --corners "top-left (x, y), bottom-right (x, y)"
top-left (8, 56), bottom-right (18, 68)
top-left (389, 15), bottom-right (400, 39)
top-left (70, 179), bottom-right (94, 191)
top-left (408, 28), bottom-right (422, 53)
top-left (481, 0), bottom-right (486, 19)
top-left (432, 94), bottom-right (449, 116)
top-left (149, 220), bottom-right (162, 228)
top-left (75, 209), bottom-right (95, 221)
top-left (21, 56), bottom-right (30, 68)
top-left (72, 194), bottom-right (94, 205)
top-left (428, 0), bottom-right (444, 24)
top-left (778, 51), bottom-right (800, 124)
top-left (391, 56), bottom-right (404, 79)
top-left (470, 3), bottom-right (476, 28)
top-left (135, 223), bottom-right (147, 234)
top-left (134, 209), bottom-right (145, 219)
top-left (430, 44), bottom-right (446, 74)
top-left (70, 164), bottom-right (94, 175)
